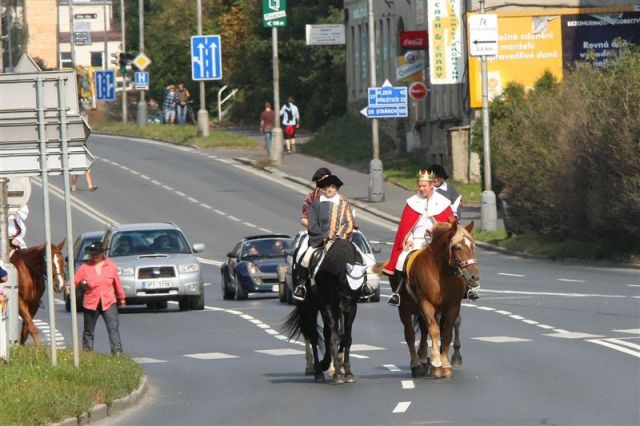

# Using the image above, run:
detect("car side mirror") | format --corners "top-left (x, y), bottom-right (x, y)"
top-left (372, 246), bottom-right (381, 254)
top-left (192, 243), bottom-right (206, 253)
top-left (227, 251), bottom-right (237, 259)
top-left (283, 249), bottom-right (292, 256)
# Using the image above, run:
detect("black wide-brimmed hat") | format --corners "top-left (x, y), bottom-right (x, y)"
top-left (85, 241), bottom-right (106, 253)
top-left (311, 167), bottom-right (332, 185)
top-left (428, 164), bottom-right (448, 180)
top-left (317, 174), bottom-right (343, 189)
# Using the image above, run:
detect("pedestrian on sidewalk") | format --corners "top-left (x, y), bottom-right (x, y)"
top-left (176, 83), bottom-right (191, 125)
top-left (71, 169), bottom-right (97, 193)
top-left (280, 96), bottom-right (300, 154)
top-left (163, 85), bottom-right (177, 125)
top-left (259, 102), bottom-right (275, 154)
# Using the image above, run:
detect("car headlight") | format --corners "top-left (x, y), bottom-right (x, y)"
top-left (179, 263), bottom-right (200, 273)
top-left (247, 263), bottom-right (261, 278)
top-left (118, 266), bottom-right (134, 276)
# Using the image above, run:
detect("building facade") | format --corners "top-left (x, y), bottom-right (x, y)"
top-left (343, 0), bottom-right (640, 182)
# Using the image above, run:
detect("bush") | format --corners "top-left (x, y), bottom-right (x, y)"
top-left (486, 47), bottom-right (640, 248)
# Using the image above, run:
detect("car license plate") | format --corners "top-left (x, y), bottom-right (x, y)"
top-left (142, 281), bottom-right (172, 289)
top-left (272, 284), bottom-right (279, 292)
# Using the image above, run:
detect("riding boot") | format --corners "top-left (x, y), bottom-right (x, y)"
top-left (388, 271), bottom-right (404, 307)
top-left (361, 282), bottom-right (375, 298)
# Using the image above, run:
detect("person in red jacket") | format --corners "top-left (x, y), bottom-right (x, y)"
top-left (383, 169), bottom-right (458, 306)
top-left (75, 241), bottom-right (126, 355)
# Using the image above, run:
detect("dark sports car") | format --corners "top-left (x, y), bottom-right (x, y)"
top-left (221, 234), bottom-right (292, 300)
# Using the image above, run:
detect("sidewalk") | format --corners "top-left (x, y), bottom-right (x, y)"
top-left (235, 133), bottom-right (486, 227)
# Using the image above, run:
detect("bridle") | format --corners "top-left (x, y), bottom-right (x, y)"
top-left (448, 238), bottom-right (478, 278)
top-left (15, 247), bottom-right (66, 291)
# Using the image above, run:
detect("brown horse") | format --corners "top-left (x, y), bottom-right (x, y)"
top-left (10, 240), bottom-right (66, 345)
top-left (394, 221), bottom-right (479, 379)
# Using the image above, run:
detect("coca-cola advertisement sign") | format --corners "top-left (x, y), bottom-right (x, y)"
top-left (401, 31), bottom-right (428, 49)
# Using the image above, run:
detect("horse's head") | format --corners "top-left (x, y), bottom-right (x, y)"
top-left (447, 222), bottom-right (479, 288)
top-left (50, 239), bottom-right (67, 293)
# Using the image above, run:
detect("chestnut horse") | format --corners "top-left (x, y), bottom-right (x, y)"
top-left (395, 221), bottom-right (479, 378)
top-left (10, 240), bottom-right (66, 345)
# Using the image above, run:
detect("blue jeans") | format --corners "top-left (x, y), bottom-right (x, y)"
top-left (263, 131), bottom-right (272, 154)
top-left (176, 104), bottom-right (187, 124)
top-left (83, 302), bottom-right (123, 355)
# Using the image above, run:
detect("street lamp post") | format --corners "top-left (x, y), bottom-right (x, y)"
top-left (367, 0), bottom-right (384, 202)
top-left (136, 0), bottom-right (147, 128)
top-left (196, 0), bottom-right (209, 137)
top-left (120, 0), bottom-right (127, 123)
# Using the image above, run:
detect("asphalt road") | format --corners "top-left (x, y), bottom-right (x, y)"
top-left (22, 134), bottom-right (640, 426)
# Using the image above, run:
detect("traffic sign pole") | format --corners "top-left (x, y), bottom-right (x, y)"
top-left (196, 0), bottom-right (209, 137)
top-left (367, 0), bottom-right (383, 202)
top-left (137, 0), bottom-right (147, 129)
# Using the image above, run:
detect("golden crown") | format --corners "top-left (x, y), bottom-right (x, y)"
top-left (417, 169), bottom-right (436, 182)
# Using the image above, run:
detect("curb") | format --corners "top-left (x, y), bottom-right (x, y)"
top-left (52, 375), bottom-right (148, 425)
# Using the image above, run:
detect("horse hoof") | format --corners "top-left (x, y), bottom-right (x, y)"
top-left (431, 367), bottom-right (444, 379)
top-left (333, 374), bottom-right (345, 384)
top-left (315, 372), bottom-right (325, 383)
top-left (451, 353), bottom-right (463, 368)
top-left (443, 367), bottom-right (454, 378)
top-left (345, 374), bottom-right (356, 383)
top-left (411, 364), bottom-right (428, 378)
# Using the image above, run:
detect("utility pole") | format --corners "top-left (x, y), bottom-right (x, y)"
top-left (103, 0), bottom-right (109, 122)
top-left (68, 0), bottom-right (76, 67)
top-left (196, 0), bottom-right (209, 136)
top-left (269, 27), bottom-right (283, 165)
top-left (136, 0), bottom-right (146, 127)
top-left (479, 0), bottom-right (497, 230)
top-left (367, 0), bottom-right (384, 202)
top-left (120, 0), bottom-right (127, 123)
top-left (0, 8), bottom-right (4, 73)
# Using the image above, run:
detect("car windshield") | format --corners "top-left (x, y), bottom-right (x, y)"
top-left (109, 229), bottom-right (191, 256)
top-left (241, 238), bottom-right (291, 259)
top-left (351, 232), bottom-right (372, 255)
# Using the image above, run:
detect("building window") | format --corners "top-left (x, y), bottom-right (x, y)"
top-left (60, 52), bottom-right (72, 69)
top-left (91, 52), bottom-right (103, 67)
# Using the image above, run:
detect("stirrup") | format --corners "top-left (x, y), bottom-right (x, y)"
top-left (466, 289), bottom-right (479, 301)
top-left (387, 292), bottom-right (400, 307)
top-left (292, 285), bottom-right (306, 301)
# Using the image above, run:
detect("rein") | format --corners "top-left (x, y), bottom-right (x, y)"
top-left (14, 248), bottom-right (63, 286)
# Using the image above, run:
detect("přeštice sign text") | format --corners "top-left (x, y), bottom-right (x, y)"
top-left (360, 79), bottom-right (408, 118)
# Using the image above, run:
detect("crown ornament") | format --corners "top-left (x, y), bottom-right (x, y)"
top-left (417, 169), bottom-right (436, 182)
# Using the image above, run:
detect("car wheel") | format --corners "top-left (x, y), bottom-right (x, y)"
top-left (234, 274), bottom-right (247, 301)
top-left (179, 298), bottom-right (191, 311)
top-left (191, 292), bottom-right (205, 310)
top-left (370, 286), bottom-right (381, 303)
top-left (222, 271), bottom-right (233, 300)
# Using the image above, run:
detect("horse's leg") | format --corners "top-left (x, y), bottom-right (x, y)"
top-left (417, 315), bottom-right (431, 375)
top-left (304, 338), bottom-right (315, 375)
top-left (325, 305), bottom-right (344, 383)
top-left (319, 310), bottom-right (333, 373)
top-left (399, 307), bottom-right (424, 377)
top-left (419, 301), bottom-right (443, 377)
top-left (19, 300), bottom-right (41, 346)
top-left (451, 313), bottom-right (463, 367)
top-left (439, 305), bottom-right (462, 378)
top-left (342, 301), bottom-right (357, 383)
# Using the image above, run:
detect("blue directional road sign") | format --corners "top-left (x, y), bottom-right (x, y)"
top-left (134, 71), bottom-right (149, 90)
top-left (95, 70), bottom-right (116, 101)
top-left (191, 35), bottom-right (222, 81)
top-left (360, 79), bottom-right (408, 118)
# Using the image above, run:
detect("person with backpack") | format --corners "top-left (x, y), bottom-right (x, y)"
top-left (279, 96), bottom-right (300, 154)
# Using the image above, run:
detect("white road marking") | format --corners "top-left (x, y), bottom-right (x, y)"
top-left (200, 202), bottom-right (212, 209)
top-left (536, 324), bottom-right (555, 330)
top-left (256, 349), bottom-right (305, 356)
top-left (227, 215), bottom-right (241, 222)
top-left (627, 284), bottom-right (640, 287)
top-left (133, 357), bottom-right (167, 364)
top-left (265, 329), bottom-right (279, 335)
top-left (544, 332), bottom-right (603, 339)
top-left (509, 315), bottom-right (525, 320)
top-left (216, 158), bottom-right (235, 164)
top-left (473, 336), bottom-right (532, 343)
top-left (495, 310), bottom-right (512, 315)
top-left (175, 190), bottom-right (186, 197)
top-left (259, 227), bottom-right (272, 233)
top-left (384, 364), bottom-right (402, 372)
top-left (498, 273), bottom-right (525, 277)
top-left (350, 354), bottom-right (370, 359)
top-left (558, 278), bottom-right (586, 283)
top-left (350, 344), bottom-right (385, 351)
top-left (197, 257), bottom-right (223, 266)
top-left (479, 289), bottom-right (627, 298)
top-left (588, 338), bottom-right (640, 358)
top-left (240, 314), bottom-right (254, 320)
top-left (187, 197), bottom-right (199, 203)
top-left (184, 352), bottom-right (238, 360)
top-left (613, 328), bottom-right (640, 334)
top-left (523, 319), bottom-right (539, 325)
top-left (401, 380), bottom-right (415, 389)
top-left (392, 402), bottom-right (411, 413)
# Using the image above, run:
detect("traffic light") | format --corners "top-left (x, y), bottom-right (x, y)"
top-left (118, 52), bottom-right (135, 75)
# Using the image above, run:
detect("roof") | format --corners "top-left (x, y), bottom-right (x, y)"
top-left (243, 234), bottom-right (291, 241)
top-left (108, 222), bottom-right (179, 232)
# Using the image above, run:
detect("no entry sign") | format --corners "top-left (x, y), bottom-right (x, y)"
top-left (409, 82), bottom-right (428, 100)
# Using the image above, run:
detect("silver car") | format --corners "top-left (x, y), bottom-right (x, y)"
top-left (103, 222), bottom-right (205, 310)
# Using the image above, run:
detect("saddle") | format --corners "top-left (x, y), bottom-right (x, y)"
top-left (404, 247), bottom-right (426, 282)
top-left (308, 247), bottom-right (325, 285)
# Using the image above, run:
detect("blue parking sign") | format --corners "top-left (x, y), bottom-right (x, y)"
top-left (134, 71), bottom-right (149, 90)
top-left (191, 35), bottom-right (222, 81)
top-left (95, 70), bottom-right (116, 101)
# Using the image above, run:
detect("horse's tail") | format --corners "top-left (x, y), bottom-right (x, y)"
top-left (282, 302), bottom-right (321, 344)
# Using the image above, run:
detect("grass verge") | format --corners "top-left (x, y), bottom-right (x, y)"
top-left (93, 122), bottom-right (257, 149)
top-left (0, 346), bottom-right (143, 425)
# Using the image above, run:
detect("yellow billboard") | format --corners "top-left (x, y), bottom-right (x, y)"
top-left (469, 15), bottom-right (563, 108)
